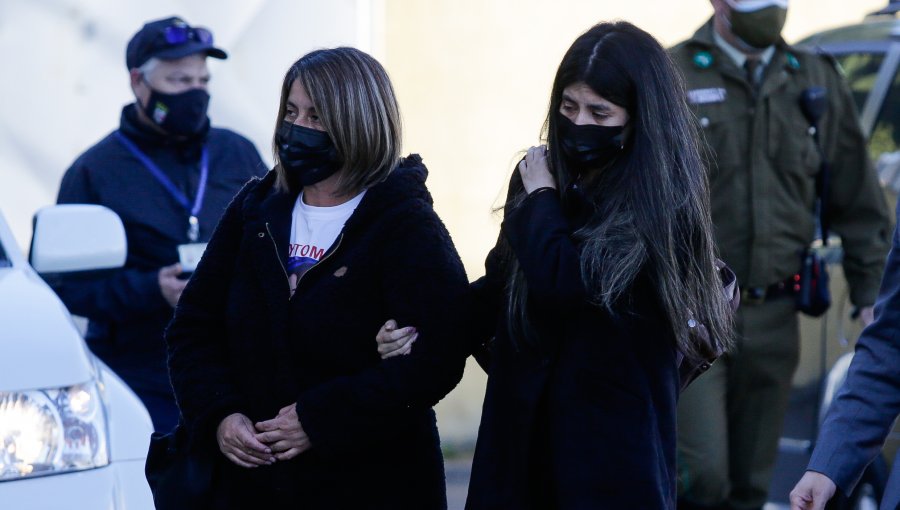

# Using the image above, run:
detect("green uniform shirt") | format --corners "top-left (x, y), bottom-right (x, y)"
top-left (671, 20), bottom-right (891, 306)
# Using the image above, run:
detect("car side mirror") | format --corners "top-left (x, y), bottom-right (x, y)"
top-left (29, 205), bottom-right (127, 274)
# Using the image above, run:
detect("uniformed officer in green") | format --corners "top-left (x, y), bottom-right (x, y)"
top-left (670, 1), bottom-right (892, 508)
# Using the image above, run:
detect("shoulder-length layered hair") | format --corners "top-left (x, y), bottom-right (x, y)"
top-left (272, 47), bottom-right (402, 195)
top-left (507, 21), bottom-right (732, 361)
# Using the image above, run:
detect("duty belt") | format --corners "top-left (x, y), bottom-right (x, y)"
top-left (740, 275), bottom-right (800, 305)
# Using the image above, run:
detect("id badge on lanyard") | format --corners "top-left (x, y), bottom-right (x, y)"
top-left (177, 242), bottom-right (209, 272)
top-left (115, 131), bottom-right (209, 242)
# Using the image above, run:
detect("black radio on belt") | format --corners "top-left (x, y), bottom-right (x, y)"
top-left (795, 86), bottom-right (832, 317)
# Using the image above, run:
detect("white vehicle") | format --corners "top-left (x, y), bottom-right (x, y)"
top-left (0, 205), bottom-right (154, 509)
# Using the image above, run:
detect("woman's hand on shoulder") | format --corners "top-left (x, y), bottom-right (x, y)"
top-left (375, 319), bottom-right (418, 359)
top-left (216, 413), bottom-right (275, 468)
top-left (518, 145), bottom-right (556, 194)
top-left (255, 403), bottom-right (312, 461)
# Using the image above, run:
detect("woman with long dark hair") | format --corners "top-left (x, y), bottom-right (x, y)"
top-left (378, 21), bottom-right (735, 509)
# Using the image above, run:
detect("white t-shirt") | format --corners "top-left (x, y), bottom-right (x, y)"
top-left (288, 191), bottom-right (365, 289)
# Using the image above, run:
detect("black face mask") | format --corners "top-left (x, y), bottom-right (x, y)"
top-left (142, 86), bottom-right (210, 137)
top-left (275, 121), bottom-right (340, 186)
top-left (556, 113), bottom-right (625, 172)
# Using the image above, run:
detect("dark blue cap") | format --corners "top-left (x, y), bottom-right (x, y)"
top-left (126, 16), bottom-right (227, 70)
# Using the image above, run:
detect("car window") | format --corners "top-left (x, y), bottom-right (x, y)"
top-left (835, 53), bottom-right (885, 115)
top-left (835, 52), bottom-right (900, 159)
top-left (870, 63), bottom-right (900, 158)
top-left (840, 51), bottom-right (900, 194)
top-left (872, 66), bottom-right (900, 194)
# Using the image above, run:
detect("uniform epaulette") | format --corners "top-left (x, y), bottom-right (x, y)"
top-left (793, 45), bottom-right (845, 77)
top-left (816, 51), bottom-right (845, 77)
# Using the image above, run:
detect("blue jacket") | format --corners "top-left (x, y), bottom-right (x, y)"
top-left (54, 104), bottom-right (266, 397)
top-left (808, 200), bottom-right (900, 509)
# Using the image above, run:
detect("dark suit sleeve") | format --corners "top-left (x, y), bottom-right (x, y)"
top-left (294, 205), bottom-right (470, 456)
top-left (165, 179), bottom-right (258, 442)
top-left (503, 189), bottom-right (586, 304)
top-left (54, 161), bottom-right (170, 320)
top-left (808, 203), bottom-right (900, 494)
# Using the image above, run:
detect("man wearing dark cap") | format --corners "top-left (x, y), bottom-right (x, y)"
top-left (54, 16), bottom-right (266, 432)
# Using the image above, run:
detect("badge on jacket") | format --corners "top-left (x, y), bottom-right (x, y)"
top-left (177, 243), bottom-right (208, 272)
top-left (687, 88), bottom-right (727, 105)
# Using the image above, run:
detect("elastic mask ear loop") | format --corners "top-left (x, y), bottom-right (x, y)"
top-left (138, 74), bottom-right (156, 111)
top-left (619, 122), bottom-right (632, 150)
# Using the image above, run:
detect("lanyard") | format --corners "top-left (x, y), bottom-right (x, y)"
top-left (115, 131), bottom-right (208, 242)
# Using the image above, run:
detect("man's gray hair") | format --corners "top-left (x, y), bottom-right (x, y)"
top-left (138, 57), bottom-right (160, 80)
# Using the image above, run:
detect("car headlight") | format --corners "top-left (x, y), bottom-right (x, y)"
top-left (0, 381), bottom-right (109, 481)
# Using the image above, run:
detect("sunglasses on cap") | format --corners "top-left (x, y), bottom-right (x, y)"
top-left (163, 25), bottom-right (214, 46)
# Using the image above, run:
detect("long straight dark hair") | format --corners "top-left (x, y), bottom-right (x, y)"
top-left (506, 21), bottom-right (732, 361)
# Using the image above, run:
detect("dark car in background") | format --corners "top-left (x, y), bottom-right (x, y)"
top-left (767, 2), bottom-right (900, 508)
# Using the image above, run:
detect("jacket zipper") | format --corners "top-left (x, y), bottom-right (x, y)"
top-left (265, 222), bottom-right (345, 300)
top-left (295, 233), bottom-right (344, 293)
top-left (265, 222), bottom-right (291, 295)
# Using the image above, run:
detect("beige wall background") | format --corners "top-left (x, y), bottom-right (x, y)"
top-left (382, 0), bottom-right (888, 445)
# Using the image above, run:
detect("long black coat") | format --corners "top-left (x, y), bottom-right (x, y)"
top-left (165, 156), bottom-right (469, 509)
top-left (466, 188), bottom-right (681, 510)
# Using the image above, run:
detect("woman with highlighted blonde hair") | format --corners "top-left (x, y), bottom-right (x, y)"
top-left (165, 47), bottom-right (470, 508)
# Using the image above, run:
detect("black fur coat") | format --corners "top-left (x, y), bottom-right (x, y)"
top-left (165, 155), bottom-right (469, 509)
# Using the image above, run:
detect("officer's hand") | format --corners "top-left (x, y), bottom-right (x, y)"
top-left (858, 306), bottom-right (875, 327)
top-left (789, 470), bottom-right (836, 510)
top-left (255, 403), bottom-right (312, 461)
top-left (518, 145), bottom-right (556, 194)
top-left (216, 413), bottom-right (275, 468)
top-left (158, 263), bottom-right (188, 307)
top-left (376, 320), bottom-right (418, 359)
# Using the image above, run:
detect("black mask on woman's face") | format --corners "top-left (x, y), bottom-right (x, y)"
top-left (275, 121), bottom-right (340, 186)
top-left (142, 86), bottom-right (210, 137)
top-left (556, 113), bottom-right (625, 172)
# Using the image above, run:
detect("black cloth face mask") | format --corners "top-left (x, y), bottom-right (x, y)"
top-left (276, 121), bottom-right (340, 186)
top-left (142, 86), bottom-right (210, 137)
top-left (556, 112), bottom-right (625, 172)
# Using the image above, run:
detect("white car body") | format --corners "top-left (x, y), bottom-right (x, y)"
top-left (0, 208), bottom-right (154, 509)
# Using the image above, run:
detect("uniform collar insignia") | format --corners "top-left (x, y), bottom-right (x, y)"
top-left (785, 52), bottom-right (800, 71)
top-left (694, 51), bottom-right (714, 69)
